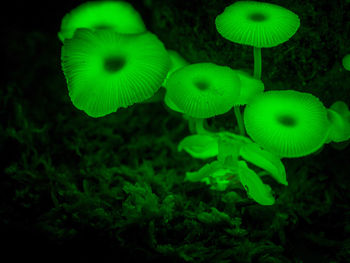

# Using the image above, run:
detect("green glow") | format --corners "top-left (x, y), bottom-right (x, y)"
top-left (216, 1), bottom-right (300, 80)
top-left (342, 54), bottom-right (350, 71)
top-left (234, 70), bottom-right (264, 105)
top-left (166, 63), bottom-right (241, 118)
top-left (234, 106), bottom-right (245, 135)
top-left (238, 161), bottom-right (275, 205)
top-left (178, 134), bottom-right (219, 159)
top-left (244, 90), bottom-right (330, 158)
top-left (164, 92), bottom-right (184, 113)
top-left (215, 1), bottom-right (300, 48)
top-left (327, 101), bottom-right (350, 143)
top-left (233, 69), bottom-right (265, 135)
top-left (185, 161), bottom-right (234, 191)
top-left (58, 1), bottom-right (146, 42)
top-left (162, 50), bottom-right (189, 87)
top-left (253, 47), bottom-right (262, 79)
top-left (61, 29), bottom-right (170, 117)
top-left (240, 143), bottom-right (287, 185)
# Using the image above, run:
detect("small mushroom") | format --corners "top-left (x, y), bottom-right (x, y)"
top-left (243, 90), bottom-right (330, 158)
top-left (342, 54), bottom-right (350, 71)
top-left (215, 1), bottom-right (300, 79)
top-left (58, 1), bottom-right (146, 42)
top-left (61, 29), bottom-right (170, 117)
top-left (326, 101), bottom-right (350, 143)
top-left (146, 50), bottom-right (189, 105)
top-left (233, 70), bottom-right (264, 105)
top-left (165, 63), bottom-right (241, 119)
top-left (163, 50), bottom-right (189, 87)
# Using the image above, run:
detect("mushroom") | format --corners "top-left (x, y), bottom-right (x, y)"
top-left (61, 28), bottom-right (170, 117)
top-left (243, 90), bottom-right (330, 158)
top-left (165, 63), bottom-right (241, 133)
top-left (326, 101), bottom-right (350, 143)
top-left (215, 1), bottom-right (300, 79)
top-left (233, 70), bottom-right (264, 105)
top-left (342, 54), bottom-right (350, 71)
top-left (145, 49), bottom-right (189, 104)
top-left (58, 1), bottom-right (146, 42)
top-left (231, 69), bottom-right (265, 135)
top-left (163, 50), bottom-right (189, 87)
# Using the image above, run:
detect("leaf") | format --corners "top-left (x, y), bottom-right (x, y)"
top-left (238, 161), bottom-right (275, 205)
top-left (178, 134), bottom-right (218, 159)
top-left (185, 161), bottom-right (233, 191)
top-left (185, 161), bottom-right (224, 182)
top-left (240, 143), bottom-right (288, 185)
top-left (217, 136), bottom-right (241, 167)
top-left (217, 131), bottom-right (252, 166)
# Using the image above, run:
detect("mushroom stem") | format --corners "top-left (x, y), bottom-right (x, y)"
top-left (188, 117), bottom-right (196, 133)
top-left (194, 118), bottom-right (211, 135)
top-left (234, 105), bottom-right (245, 135)
top-left (253, 47), bottom-right (262, 80)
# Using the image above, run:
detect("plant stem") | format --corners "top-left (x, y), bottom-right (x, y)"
top-left (234, 106), bottom-right (245, 135)
top-left (253, 47), bottom-right (262, 80)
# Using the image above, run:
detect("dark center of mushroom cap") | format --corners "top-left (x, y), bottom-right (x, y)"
top-left (104, 56), bottom-right (126, 73)
top-left (277, 114), bottom-right (297, 127)
top-left (248, 13), bottom-right (267, 22)
top-left (193, 80), bottom-right (210, 91)
top-left (94, 25), bottom-right (113, 30)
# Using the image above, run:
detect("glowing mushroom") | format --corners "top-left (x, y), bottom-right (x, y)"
top-left (233, 70), bottom-right (264, 105)
top-left (243, 90), bottom-right (330, 158)
top-left (165, 63), bottom-right (241, 134)
top-left (342, 54), bottom-right (350, 71)
top-left (166, 63), bottom-right (241, 118)
top-left (61, 29), bottom-right (170, 117)
top-left (215, 1), bottom-right (300, 79)
top-left (146, 49), bottom-right (189, 105)
top-left (326, 101), bottom-right (350, 143)
top-left (163, 50), bottom-right (189, 87)
top-left (58, 1), bottom-right (146, 42)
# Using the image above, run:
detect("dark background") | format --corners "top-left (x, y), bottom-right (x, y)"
top-left (2, 0), bottom-right (350, 262)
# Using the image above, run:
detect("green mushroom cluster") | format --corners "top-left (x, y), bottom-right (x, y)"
top-left (58, 1), bottom-right (350, 206)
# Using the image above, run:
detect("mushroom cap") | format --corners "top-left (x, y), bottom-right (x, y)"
top-left (233, 70), bottom-right (264, 105)
top-left (342, 54), bottom-right (350, 71)
top-left (162, 50), bottom-right (189, 87)
top-left (326, 101), bottom-right (350, 143)
top-left (244, 90), bottom-right (330, 158)
top-left (61, 29), bottom-right (170, 117)
top-left (166, 63), bottom-right (241, 118)
top-left (164, 92), bottom-right (184, 113)
top-left (58, 1), bottom-right (146, 42)
top-left (215, 1), bottom-right (300, 48)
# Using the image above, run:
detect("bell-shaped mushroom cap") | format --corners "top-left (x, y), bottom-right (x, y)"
top-left (58, 1), bottom-right (146, 42)
top-left (166, 63), bottom-right (241, 118)
top-left (162, 50), bottom-right (189, 87)
top-left (164, 92), bottom-right (184, 113)
top-left (244, 90), bottom-right (330, 158)
top-left (144, 50), bottom-right (189, 105)
top-left (61, 29), bottom-right (170, 118)
top-left (215, 1), bottom-right (300, 48)
top-left (233, 70), bottom-right (264, 105)
top-left (342, 54), bottom-right (350, 71)
top-left (326, 101), bottom-right (350, 143)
